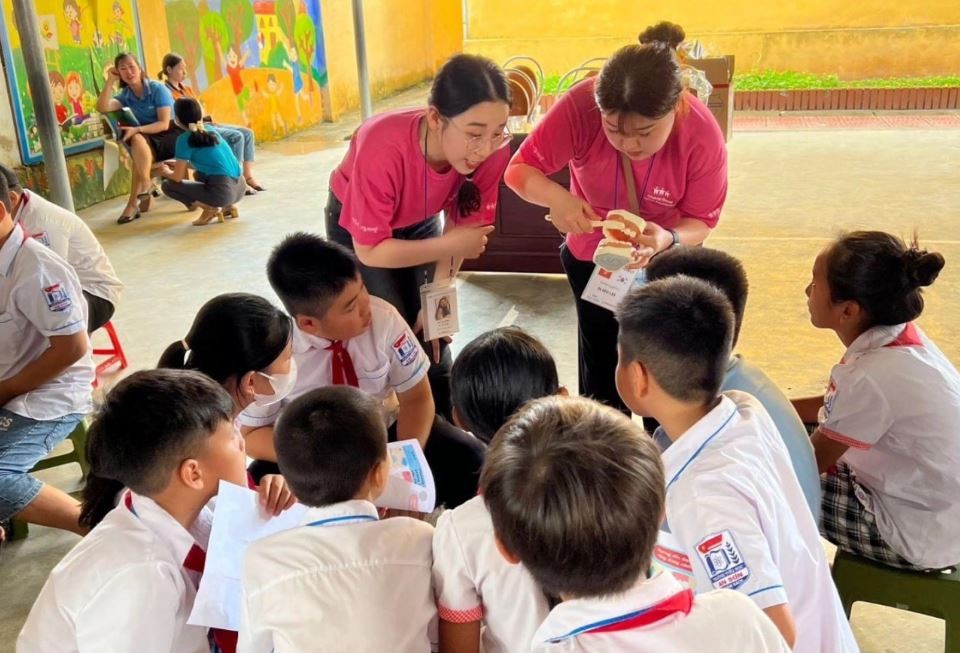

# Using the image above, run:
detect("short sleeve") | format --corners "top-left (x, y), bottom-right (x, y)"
top-left (819, 362), bottom-right (892, 450)
top-left (339, 139), bottom-right (404, 247)
top-left (515, 79), bottom-right (596, 175)
top-left (676, 137), bottom-right (727, 228)
top-left (453, 147), bottom-right (510, 227)
top-left (432, 510), bottom-right (483, 623)
top-left (672, 493), bottom-right (788, 610)
top-left (75, 563), bottom-right (187, 653)
top-left (384, 311), bottom-right (430, 394)
top-left (113, 88), bottom-right (128, 106)
top-left (14, 252), bottom-right (86, 337)
top-left (174, 134), bottom-right (190, 161)
top-left (153, 81), bottom-right (175, 108)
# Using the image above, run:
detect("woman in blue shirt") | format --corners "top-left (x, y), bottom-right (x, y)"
top-left (95, 52), bottom-right (183, 224)
top-left (160, 98), bottom-right (246, 226)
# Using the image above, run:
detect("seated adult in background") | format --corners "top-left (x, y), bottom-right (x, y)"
top-left (159, 53), bottom-right (265, 193)
top-left (1, 165), bottom-right (123, 332)
top-left (96, 52), bottom-right (183, 225)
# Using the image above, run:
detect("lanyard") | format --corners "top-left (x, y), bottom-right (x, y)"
top-left (307, 515), bottom-right (377, 527)
top-left (423, 119), bottom-right (455, 279)
top-left (613, 152), bottom-right (657, 213)
top-left (547, 588), bottom-right (694, 643)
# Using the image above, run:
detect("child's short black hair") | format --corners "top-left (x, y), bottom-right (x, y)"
top-left (451, 326), bottom-right (560, 443)
top-left (81, 369), bottom-right (234, 529)
top-left (617, 276), bottom-right (734, 405)
top-left (826, 231), bottom-right (945, 328)
top-left (481, 396), bottom-right (664, 598)
top-left (0, 168), bottom-right (10, 213)
top-left (646, 247), bottom-right (748, 346)
top-left (267, 232), bottom-right (359, 319)
top-left (275, 386), bottom-right (387, 507)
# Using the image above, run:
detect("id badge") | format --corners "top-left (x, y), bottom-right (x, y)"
top-left (420, 279), bottom-right (460, 341)
top-left (581, 265), bottom-right (641, 312)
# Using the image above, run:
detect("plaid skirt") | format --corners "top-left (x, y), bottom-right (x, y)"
top-left (820, 461), bottom-right (918, 569)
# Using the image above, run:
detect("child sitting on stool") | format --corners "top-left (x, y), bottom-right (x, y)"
top-left (161, 98), bottom-right (246, 226)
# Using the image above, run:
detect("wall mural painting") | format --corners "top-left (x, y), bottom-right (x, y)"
top-left (165, 0), bottom-right (330, 139)
top-left (0, 0), bottom-right (144, 164)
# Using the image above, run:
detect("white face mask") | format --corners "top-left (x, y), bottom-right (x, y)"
top-left (253, 358), bottom-right (298, 407)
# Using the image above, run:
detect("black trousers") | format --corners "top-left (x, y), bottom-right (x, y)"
top-left (83, 290), bottom-right (115, 333)
top-left (247, 416), bottom-right (485, 510)
top-left (560, 244), bottom-right (630, 415)
top-left (325, 190), bottom-right (453, 421)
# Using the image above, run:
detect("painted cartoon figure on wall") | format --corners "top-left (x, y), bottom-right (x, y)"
top-left (220, 41), bottom-right (252, 125)
top-left (264, 73), bottom-right (286, 136)
top-left (63, 0), bottom-right (81, 44)
top-left (1, 0), bottom-right (144, 164)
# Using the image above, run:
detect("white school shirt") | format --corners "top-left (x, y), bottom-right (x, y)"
top-left (15, 189), bottom-right (123, 306)
top-left (432, 495), bottom-right (550, 653)
top-left (238, 296), bottom-right (429, 429)
top-left (820, 322), bottom-right (960, 568)
top-left (17, 492), bottom-right (213, 653)
top-left (239, 499), bottom-right (436, 653)
top-left (662, 391), bottom-right (859, 653)
top-left (0, 224), bottom-right (93, 419)
top-left (531, 569), bottom-right (791, 652)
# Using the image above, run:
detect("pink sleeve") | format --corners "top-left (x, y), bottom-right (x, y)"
top-left (338, 143), bottom-right (404, 247)
top-left (515, 80), bottom-right (595, 175)
top-left (454, 146), bottom-right (510, 226)
top-left (676, 128), bottom-right (728, 228)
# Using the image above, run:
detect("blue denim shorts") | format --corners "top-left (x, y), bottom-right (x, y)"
top-left (0, 409), bottom-right (83, 520)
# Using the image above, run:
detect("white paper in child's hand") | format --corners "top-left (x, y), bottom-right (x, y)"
top-left (375, 440), bottom-right (437, 513)
top-left (188, 481), bottom-right (307, 631)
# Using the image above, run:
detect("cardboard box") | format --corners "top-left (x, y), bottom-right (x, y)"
top-left (686, 55), bottom-right (735, 142)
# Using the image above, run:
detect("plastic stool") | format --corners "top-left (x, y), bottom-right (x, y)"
top-left (7, 420), bottom-right (89, 541)
top-left (92, 321), bottom-right (128, 380)
top-left (832, 550), bottom-right (960, 652)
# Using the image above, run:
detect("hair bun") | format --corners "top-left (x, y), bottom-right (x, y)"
top-left (903, 248), bottom-right (945, 288)
top-left (638, 21), bottom-right (686, 50)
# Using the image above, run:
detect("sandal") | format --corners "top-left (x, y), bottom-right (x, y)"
top-left (245, 179), bottom-right (266, 192)
top-left (117, 211), bottom-right (141, 225)
top-left (244, 188), bottom-right (257, 196)
top-left (223, 206), bottom-right (240, 220)
top-left (192, 208), bottom-right (224, 226)
top-left (137, 191), bottom-right (155, 213)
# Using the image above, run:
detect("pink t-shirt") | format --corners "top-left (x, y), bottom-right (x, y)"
top-left (331, 108), bottom-right (510, 247)
top-left (516, 78), bottom-right (728, 261)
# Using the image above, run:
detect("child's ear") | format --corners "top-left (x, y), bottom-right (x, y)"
top-left (294, 314), bottom-right (315, 332)
top-left (840, 300), bottom-right (863, 323)
top-left (556, 386), bottom-right (570, 397)
top-left (177, 458), bottom-right (205, 491)
top-left (369, 455), bottom-right (391, 499)
top-left (628, 360), bottom-right (651, 398)
top-left (494, 536), bottom-right (521, 565)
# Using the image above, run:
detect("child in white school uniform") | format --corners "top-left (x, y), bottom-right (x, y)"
top-left (615, 276), bottom-right (859, 653)
top-left (0, 172), bottom-right (93, 536)
top-left (482, 395), bottom-right (791, 652)
top-left (433, 327), bottom-right (558, 653)
top-left (644, 246), bottom-right (821, 520)
top-left (796, 232), bottom-right (960, 570)
top-left (239, 233), bottom-right (485, 508)
top-left (239, 386), bottom-right (436, 653)
top-left (17, 370), bottom-right (295, 653)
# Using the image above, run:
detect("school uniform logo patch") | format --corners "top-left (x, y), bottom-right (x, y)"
top-left (30, 231), bottom-right (51, 247)
top-left (823, 378), bottom-right (837, 419)
top-left (695, 531), bottom-right (750, 590)
top-left (392, 333), bottom-right (417, 366)
top-left (43, 283), bottom-right (72, 312)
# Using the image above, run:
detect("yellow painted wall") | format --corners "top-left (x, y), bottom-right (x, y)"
top-left (320, 0), bottom-right (463, 120)
top-left (463, 0), bottom-right (960, 78)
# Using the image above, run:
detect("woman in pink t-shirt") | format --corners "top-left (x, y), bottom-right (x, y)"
top-left (505, 26), bottom-right (728, 413)
top-left (325, 54), bottom-right (512, 418)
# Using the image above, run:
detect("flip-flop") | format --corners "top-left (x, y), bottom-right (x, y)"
top-left (117, 211), bottom-right (141, 225)
top-left (246, 181), bottom-right (266, 192)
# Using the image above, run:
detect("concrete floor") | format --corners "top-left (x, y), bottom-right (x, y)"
top-left (1, 85), bottom-right (958, 651)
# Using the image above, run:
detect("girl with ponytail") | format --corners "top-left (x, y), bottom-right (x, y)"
top-left (160, 97), bottom-right (248, 226)
top-left (20, 369), bottom-right (294, 651)
top-left (324, 53), bottom-right (512, 419)
top-left (798, 231), bottom-right (960, 571)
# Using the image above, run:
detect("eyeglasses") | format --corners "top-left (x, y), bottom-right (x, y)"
top-left (444, 119), bottom-right (512, 155)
